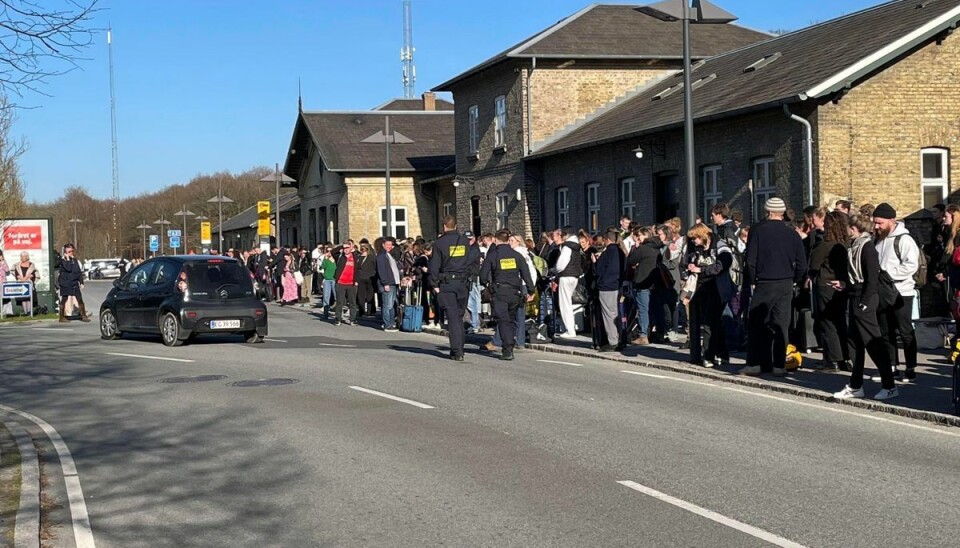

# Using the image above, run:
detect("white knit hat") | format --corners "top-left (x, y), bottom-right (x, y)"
top-left (764, 197), bottom-right (786, 213)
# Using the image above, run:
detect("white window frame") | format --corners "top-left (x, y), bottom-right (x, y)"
top-left (921, 147), bottom-right (949, 208)
top-left (380, 206), bottom-right (408, 240)
top-left (442, 202), bottom-right (453, 218)
top-left (701, 165), bottom-right (723, 221)
top-left (586, 183), bottom-right (601, 233)
top-left (495, 192), bottom-right (509, 229)
top-left (494, 95), bottom-right (506, 149)
top-left (468, 105), bottom-right (479, 155)
top-left (620, 177), bottom-right (636, 221)
top-left (556, 187), bottom-right (569, 228)
top-left (752, 157), bottom-right (776, 221)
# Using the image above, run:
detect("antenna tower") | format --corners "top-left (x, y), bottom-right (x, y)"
top-left (401, 0), bottom-right (415, 98)
top-left (108, 27), bottom-right (121, 256)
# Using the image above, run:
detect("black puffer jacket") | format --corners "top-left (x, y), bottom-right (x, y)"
top-left (626, 239), bottom-right (663, 289)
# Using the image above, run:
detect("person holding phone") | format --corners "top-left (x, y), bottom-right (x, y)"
top-left (58, 244), bottom-right (90, 322)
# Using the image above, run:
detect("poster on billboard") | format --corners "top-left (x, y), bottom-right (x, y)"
top-left (0, 219), bottom-right (53, 294)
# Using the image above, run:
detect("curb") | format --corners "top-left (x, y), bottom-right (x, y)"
top-left (8, 421), bottom-right (39, 548)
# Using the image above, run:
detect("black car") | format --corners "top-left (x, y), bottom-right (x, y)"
top-left (99, 255), bottom-right (268, 346)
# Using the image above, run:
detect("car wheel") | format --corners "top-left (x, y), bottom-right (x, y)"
top-left (160, 312), bottom-right (183, 347)
top-left (100, 308), bottom-right (122, 340)
top-left (244, 331), bottom-right (263, 344)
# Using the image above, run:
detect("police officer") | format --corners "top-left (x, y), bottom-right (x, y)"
top-left (480, 229), bottom-right (535, 361)
top-left (429, 215), bottom-right (481, 361)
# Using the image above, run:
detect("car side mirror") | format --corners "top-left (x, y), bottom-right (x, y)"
top-left (113, 279), bottom-right (122, 289)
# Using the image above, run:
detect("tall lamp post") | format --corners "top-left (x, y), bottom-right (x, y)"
top-left (153, 216), bottom-right (172, 255)
top-left (136, 222), bottom-right (152, 259)
top-left (207, 194), bottom-right (234, 252)
top-left (259, 167), bottom-right (296, 247)
top-left (174, 207), bottom-right (195, 251)
top-left (641, 0), bottom-right (737, 228)
top-left (68, 217), bottom-right (82, 247)
top-left (362, 115), bottom-right (413, 238)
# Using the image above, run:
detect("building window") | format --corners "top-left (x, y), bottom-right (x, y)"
top-left (752, 157), bottom-right (776, 221)
top-left (921, 147), bottom-right (949, 208)
top-left (496, 192), bottom-right (509, 229)
top-left (380, 206), bottom-right (408, 240)
top-left (701, 165), bottom-right (722, 221)
top-left (468, 105), bottom-right (479, 155)
top-left (556, 187), bottom-right (569, 228)
top-left (620, 177), bottom-right (636, 221)
top-left (330, 204), bottom-right (340, 244)
top-left (442, 202), bottom-right (453, 218)
top-left (586, 183), bottom-right (601, 232)
top-left (494, 96), bottom-right (506, 149)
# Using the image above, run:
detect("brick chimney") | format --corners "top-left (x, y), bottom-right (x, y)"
top-left (422, 92), bottom-right (436, 111)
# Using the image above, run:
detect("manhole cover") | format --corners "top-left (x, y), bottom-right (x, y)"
top-left (159, 375), bottom-right (229, 384)
top-left (228, 378), bottom-right (300, 387)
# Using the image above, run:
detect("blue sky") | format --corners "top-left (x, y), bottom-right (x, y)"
top-left (15, 0), bottom-right (882, 202)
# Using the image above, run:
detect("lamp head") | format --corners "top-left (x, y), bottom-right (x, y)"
top-left (633, 146), bottom-right (644, 159)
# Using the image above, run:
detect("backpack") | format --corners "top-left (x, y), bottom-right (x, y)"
top-left (531, 253), bottom-right (548, 279)
top-left (893, 234), bottom-right (927, 288)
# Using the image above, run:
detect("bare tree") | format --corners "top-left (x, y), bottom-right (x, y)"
top-left (0, 0), bottom-right (99, 99)
top-left (0, 93), bottom-right (25, 220)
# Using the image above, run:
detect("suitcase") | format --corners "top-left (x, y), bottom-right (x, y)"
top-left (401, 305), bottom-right (423, 332)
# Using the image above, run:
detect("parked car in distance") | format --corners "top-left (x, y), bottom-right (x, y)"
top-left (86, 258), bottom-right (122, 279)
top-left (99, 255), bottom-right (267, 346)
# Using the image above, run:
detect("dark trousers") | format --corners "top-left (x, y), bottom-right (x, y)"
top-left (660, 287), bottom-right (678, 335)
top-left (848, 292), bottom-right (895, 390)
top-left (335, 284), bottom-right (358, 323)
top-left (689, 282), bottom-right (727, 364)
top-left (816, 285), bottom-right (849, 363)
top-left (747, 280), bottom-right (794, 371)
top-left (357, 278), bottom-right (376, 315)
top-left (878, 295), bottom-right (917, 370)
top-left (492, 287), bottom-right (523, 350)
top-left (438, 283), bottom-right (468, 356)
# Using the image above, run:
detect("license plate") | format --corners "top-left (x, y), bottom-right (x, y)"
top-left (210, 320), bottom-right (241, 329)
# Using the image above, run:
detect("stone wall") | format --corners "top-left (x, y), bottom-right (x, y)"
top-left (344, 176), bottom-right (436, 241)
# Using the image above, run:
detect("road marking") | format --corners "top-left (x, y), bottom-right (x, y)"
top-left (348, 386), bottom-right (435, 409)
top-left (33, 327), bottom-right (75, 332)
top-left (318, 343), bottom-right (356, 348)
top-left (620, 369), bottom-right (960, 438)
top-left (264, 338), bottom-right (288, 343)
top-left (105, 352), bottom-right (195, 363)
top-left (0, 404), bottom-right (96, 548)
top-left (617, 480), bottom-right (806, 548)
top-left (537, 359), bottom-right (583, 367)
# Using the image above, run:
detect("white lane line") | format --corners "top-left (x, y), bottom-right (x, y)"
top-left (264, 338), bottom-right (288, 343)
top-left (620, 369), bottom-right (960, 438)
top-left (318, 343), bottom-right (356, 348)
top-left (618, 480), bottom-right (806, 548)
top-left (0, 404), bottom-right (96, 548)
top-left (105, 352), bottom-right (195, 363)
top-left (537, 359), bottom-right (583, 367)
top-left (348, 386), bottom-right (435, 409)
top-left (33, 328), bottom-right (75, 332)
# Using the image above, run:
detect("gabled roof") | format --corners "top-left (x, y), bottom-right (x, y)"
top-left (532, 0), bottom-right (960, 158)
top-left (433, 3), bottom-right (769, 91)
top-left (374, 98), bottom-right (455, 111)
top-left (286, 110), bottom-right (454, 175)
top-left (216, 193), bottom-right (300, 233)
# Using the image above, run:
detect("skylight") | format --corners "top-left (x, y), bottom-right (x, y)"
top-left (743, 52), bottom-right (782, 73)
top-left (691, 74), bottom-right (717, 90)
top-left (652, 83), bottom-right (683, 101)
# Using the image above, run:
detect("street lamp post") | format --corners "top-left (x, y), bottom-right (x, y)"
top-left (173, 206), bottom-right (195, 251)
top-left (68, 218), bottom-right (82, 247)
top-left (362, 115), bottom-right (413, 238)
top-left (259, 168), bottom-right (296, 247)
top-left (642, 0), bottom-right (737, 228)
top-left (207, 182), bottom-right (234, 252)
top-left (136, 222), bottom-right (152, 259)
top-left (153, 216), bottom-right (172, 254)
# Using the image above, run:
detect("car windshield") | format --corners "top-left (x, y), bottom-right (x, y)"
top-left (184, 261), bottom-right (254, 300)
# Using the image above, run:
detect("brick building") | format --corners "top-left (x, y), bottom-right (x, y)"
top-left (432, 4), bottom-right (768, 235)
top-left (282, 94), bottom-right (455, 246)
top-left (526, 0), bottom-right (960, 231)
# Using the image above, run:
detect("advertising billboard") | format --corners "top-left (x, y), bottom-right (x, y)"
top-left (0, 218), bottom-right (55, 310)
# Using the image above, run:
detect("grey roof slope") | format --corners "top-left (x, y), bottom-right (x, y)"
top-left (433, 3), bottom-right (769, 91)
top-left (533, 0), bottom-right (960, 157)
top-left (216, 193), bottom-right (300, 233)
top-left (296, 111), bottom-right (455, 173)
top-left (374, 98), bottom-right (455, 111)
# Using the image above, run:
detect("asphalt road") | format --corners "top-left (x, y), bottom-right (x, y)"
top-left (2, 280), bottom-right (960, 547)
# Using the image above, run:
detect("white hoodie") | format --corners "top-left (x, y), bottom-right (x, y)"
top-left (874, 221), bottom-right (919, 296)
top-left (513, 243), bottom-right (538, 285)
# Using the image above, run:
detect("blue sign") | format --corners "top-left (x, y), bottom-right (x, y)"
top-left (1, 282), bottom-right (32, 299)
top-left (149, 235), bottom-right (159, 252)
top-left (170, 236), bottom-right (181, 249)
top-left (168, 229), bottom-right (182, 238)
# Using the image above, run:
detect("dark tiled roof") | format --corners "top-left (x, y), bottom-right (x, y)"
top-left (374, 98), bottom-right (455, 111)
top-left (533, 0), bottom-right (960, 157)
top-left (216, 194), bottom-right (300, 233)
top-left (433, 4), bottom-right (769, 91)
top-left (296, 111), bottom-right (455, 173)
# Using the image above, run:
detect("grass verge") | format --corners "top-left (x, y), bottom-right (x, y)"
top-left (0, 313), bottom-right (59, 324)
top-left (0, 423), bottom-right (21, 547)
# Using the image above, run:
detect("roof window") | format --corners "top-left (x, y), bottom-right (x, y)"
top-left (652, 83), bottom-right (684, 101)
top-left (691, 74), bottom-right (717, 90)
top-left (674, 60), bottom-right (707, 78)
top-left (743, 52), bottom-right (782, 73)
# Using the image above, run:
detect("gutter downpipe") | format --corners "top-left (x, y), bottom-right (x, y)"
top-left (784, 104), bottom-right (814, 208)
top-left (526, 57), bottom-right (536, 157)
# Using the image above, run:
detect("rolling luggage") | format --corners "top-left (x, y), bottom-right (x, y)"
top-left (401, 283), bottom-right (423, 333)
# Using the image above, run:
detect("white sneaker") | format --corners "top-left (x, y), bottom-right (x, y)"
top-left (873, 387), bottom-right (899, 401)
top-left (556, 332), bottom-right (578, 339)
top-left (833, 385), bottom-right (865, 399)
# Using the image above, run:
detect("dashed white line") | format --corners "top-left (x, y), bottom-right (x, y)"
top-left (617, 480), bottom-right (806, 548)
top-left (537, 359), bottom-right (583, 367)
top-left (33, 327), bottom-right (75, 332)
top-left (318, 343), bottom-right (356, 348)
top-left (348, 386), bottom-right (435, 409)
top-left (105, 352), bottom-right (195, 363)
top-left (264, 338), bottom-right (288, 343)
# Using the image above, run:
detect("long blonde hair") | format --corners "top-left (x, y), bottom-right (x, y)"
top-left (946, 204), bottom-right (960, 255)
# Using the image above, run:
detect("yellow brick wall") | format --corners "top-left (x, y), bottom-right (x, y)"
top-left (344, 176), bottom-right (436, 241)
top-left (818, 32), bottom-right (960, 215)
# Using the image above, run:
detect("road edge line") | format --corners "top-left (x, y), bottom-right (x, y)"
top-left (9, 421), bottom-right (39, 548)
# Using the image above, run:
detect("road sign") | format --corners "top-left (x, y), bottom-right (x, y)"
top-left (167, 229), bottom-right (182, 238)
top-left (257, 200), bottom-right (271, 236)
top-left (200, 222), bottom-right (212, 245)
top-left (149, 234), bottom-right (159, 252)
top-left (170, 236), bottom-right (181, 249)
top-left (1, 282), bottom-right (32, 299)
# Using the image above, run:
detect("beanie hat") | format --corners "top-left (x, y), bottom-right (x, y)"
top-left (873, 202), bottom-right (897, 220)
top-left (764, 197), bottom-right (786, 213)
